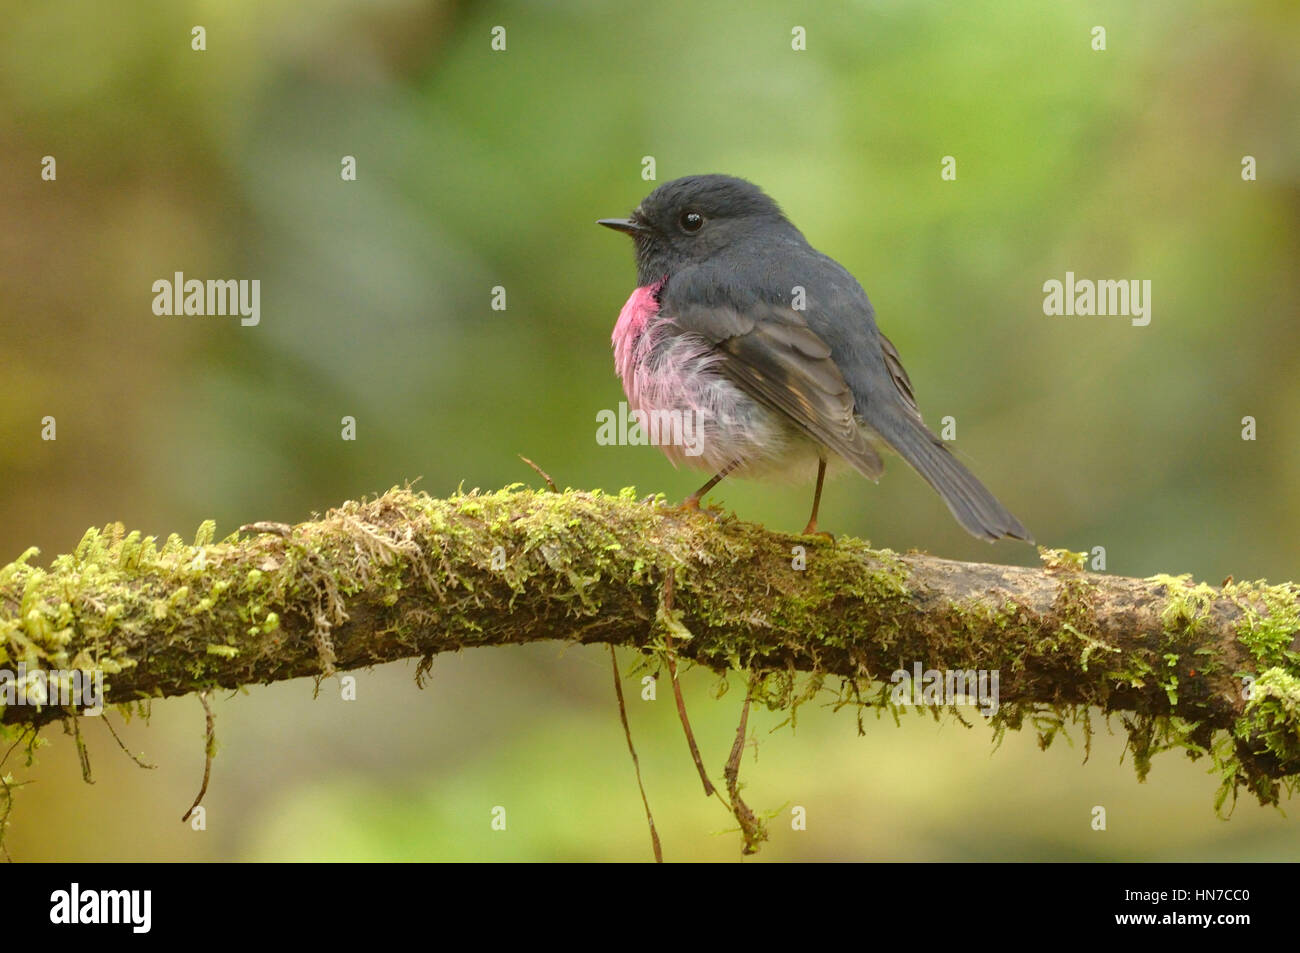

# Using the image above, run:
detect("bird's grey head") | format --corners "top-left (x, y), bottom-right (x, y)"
top-left (599, 174), bottom-right (795, 285)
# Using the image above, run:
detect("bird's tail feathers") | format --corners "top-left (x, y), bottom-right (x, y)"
top-left (877, 412), bottom-right (1032, 543)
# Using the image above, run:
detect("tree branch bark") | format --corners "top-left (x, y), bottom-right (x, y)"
top-left (2, 485), bottom-right (1298, 806)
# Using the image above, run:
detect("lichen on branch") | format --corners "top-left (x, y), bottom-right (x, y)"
top-left (1, 484), bottom-right (1298, 811)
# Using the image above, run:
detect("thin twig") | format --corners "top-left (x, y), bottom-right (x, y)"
top-left (102, 713), bottom-right (157, 770)
top-left (724, 693), bottom-right (767, 856)
top-left (65, 713), bottom-right (93, 784)
top-left (663, 568), bottom-right (715, 797)
top-left (0, 729), bottom-right (32, 774)
top-left (609, 646), bottom-right (663, 863)
top-left (518, 455), bottom-right (558, 492)
top-left (181, 691), bottom-right (215, 823)
top-left (0, 727), bottom-right (35, 863)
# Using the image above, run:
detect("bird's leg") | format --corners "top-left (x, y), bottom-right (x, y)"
top-left (801, 456), bottom-right (833, 538)
top-left (680, 459), bottom-right (742, 512)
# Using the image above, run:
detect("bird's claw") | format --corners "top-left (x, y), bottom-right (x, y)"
top-left (665, 497), bottom-right (723, 522)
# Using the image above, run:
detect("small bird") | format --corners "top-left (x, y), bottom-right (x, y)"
top-left (599, 174), bottom-right (1031, 543)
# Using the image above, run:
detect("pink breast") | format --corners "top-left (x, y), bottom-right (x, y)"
top-left (611, 281), bottom-right (663, 401)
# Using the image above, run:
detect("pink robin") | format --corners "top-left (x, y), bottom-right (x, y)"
top-left (600, 174), bottom-right (1031, 543)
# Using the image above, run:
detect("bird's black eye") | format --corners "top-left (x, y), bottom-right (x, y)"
top-left (679, 210), bottom-right (704, 233)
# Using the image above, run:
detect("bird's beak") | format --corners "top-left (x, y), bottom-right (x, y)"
top-left (597, 217), bottom-right (648, 236)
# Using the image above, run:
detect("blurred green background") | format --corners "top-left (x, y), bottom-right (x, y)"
top-left (2, 0), bottom-right (1298, 861)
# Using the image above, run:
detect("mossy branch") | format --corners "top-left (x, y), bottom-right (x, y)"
top-left (2, 485), bottom-right (1299, 808)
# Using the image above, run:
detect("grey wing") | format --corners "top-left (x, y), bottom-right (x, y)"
top-left (878, 331), bottom-right (924, 424)
top-left (667, 298), bottom-right (884, 480)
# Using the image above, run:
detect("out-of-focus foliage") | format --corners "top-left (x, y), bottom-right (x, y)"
top-left (1, 0), bottom-right (1297, 860)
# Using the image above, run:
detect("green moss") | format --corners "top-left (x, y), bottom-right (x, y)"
top-left (1039, 547), bottom-right (1088, 572)
top-left (1226, 579), bottom-right (1300, 669)
top-left (1148, 573), bottom-right (1218, 636)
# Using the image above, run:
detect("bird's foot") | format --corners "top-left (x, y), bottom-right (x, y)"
top-left (665, 496), bottom-right (723, 522)
top-left (800, 520), bottom-right (835, 543)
